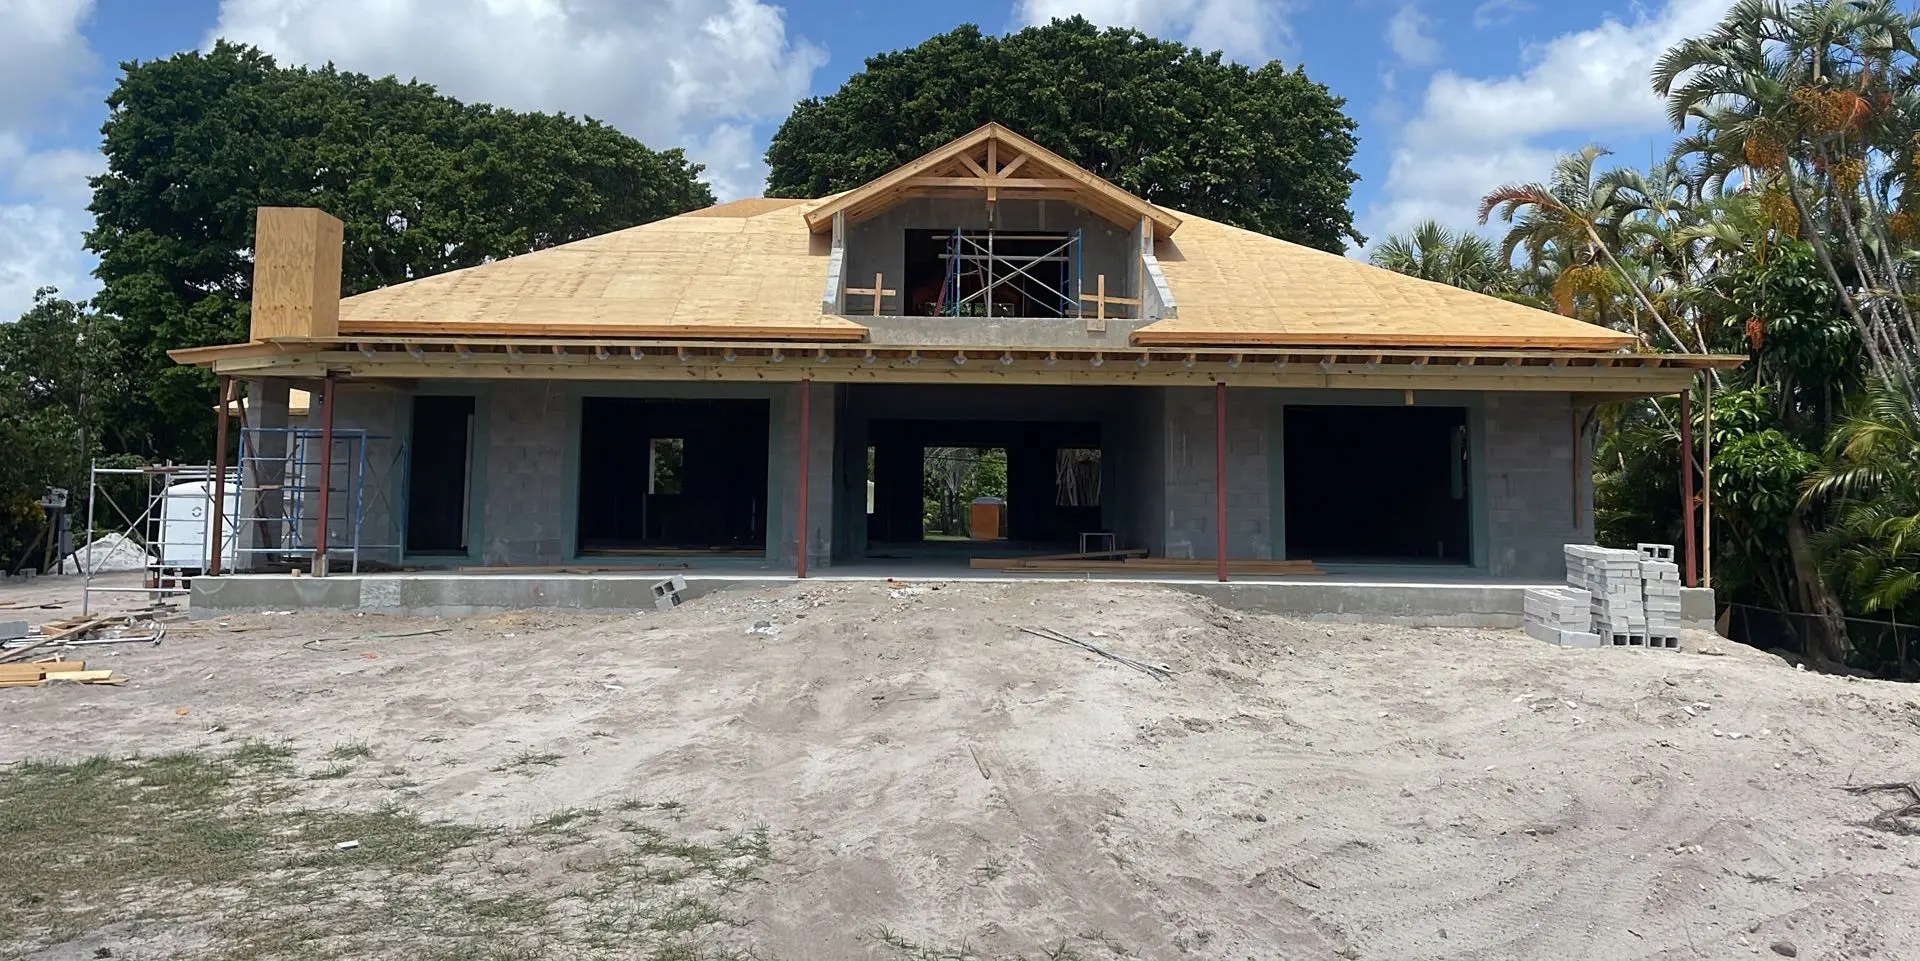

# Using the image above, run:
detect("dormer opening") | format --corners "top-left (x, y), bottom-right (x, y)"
top-left (902, 228), bottom-right (1081, 318)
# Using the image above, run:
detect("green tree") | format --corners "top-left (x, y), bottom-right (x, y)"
top-left (765, 18), bottom-right (1363, 252)
top-left (88, 41), bottom-right (715, 461)
top-left (0, 290), bottom-right (120, 569)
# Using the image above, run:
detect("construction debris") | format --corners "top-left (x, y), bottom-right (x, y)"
top-left (0, 659), bottom-right (128, 688)
top-left (652, 574), bottom-right (687, 611)
top-left (0, 606), bottom-right (175, 663)
top-left (1019, 626), bottom-right (1175, 681)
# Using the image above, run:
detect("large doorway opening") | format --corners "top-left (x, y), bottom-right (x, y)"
top-left (1283, 405), bottom-right (1470, 564)
top-left (576, 398), bottom-right (769, 554)
top-left (867, 419), bottom-right (1100, 553)
top-left (405, 395), bottom-right (474, 555)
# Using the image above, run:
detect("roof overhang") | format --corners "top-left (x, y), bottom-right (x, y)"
top-left (802, 123), bottom-right (1182, 239)
top-left (170, 337), bottom-right (1742, 399)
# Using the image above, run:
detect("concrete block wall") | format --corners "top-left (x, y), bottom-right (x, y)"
top-left (479, 381), bottom-right (570, 566)
top-left (1482, 392), bottom-right (1587, 580)
top-left (308, 384), bottom-right (405, 566)
top-left (1160, 387), bottom-right (1271, 560)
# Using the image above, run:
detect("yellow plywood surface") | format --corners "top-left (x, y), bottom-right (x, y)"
top-left (330, 175), bottom-right (1629, 349)
top-left (1133, 214), bottom-right (1635, 350)
top-left (337, 199), bottom-right (867, 341)
top-left (251, 207), bottom-right (344, 340)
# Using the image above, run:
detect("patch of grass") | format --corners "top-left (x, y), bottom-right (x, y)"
top-left (327, 742), bottom-right (374, 760)
top-left (230, 738), bottom-right (295, 770)
top-left (493, 750), bottom-right (564, 773)
top-left (970, 856), bottom-right (1008, 884)
top-left (0, 754), bottom-right (779, 961)
top-left (308, 763), bottom-right (354, 780)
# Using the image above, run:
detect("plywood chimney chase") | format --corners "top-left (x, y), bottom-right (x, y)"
top-left (249, 207), bottom-right (344, 342)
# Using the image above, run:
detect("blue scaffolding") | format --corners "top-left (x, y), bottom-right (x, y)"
top-left (233, 426), bottom-right (406, 572)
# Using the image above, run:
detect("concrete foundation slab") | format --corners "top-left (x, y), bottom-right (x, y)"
top-left (183, 572), bottom-right (1728, 631)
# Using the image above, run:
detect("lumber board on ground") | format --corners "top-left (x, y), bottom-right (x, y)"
top-left (999, 558), bottom-right (1324, 575)
top-left (967, 548), bottom-right (1148, 569)
top-left (0, 660), bottom-right (92, 686)
top-left (45, 670), bottom-right (121, 683)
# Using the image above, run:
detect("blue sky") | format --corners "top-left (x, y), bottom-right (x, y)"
top-left (1, 0), bottom-right (1736, 319)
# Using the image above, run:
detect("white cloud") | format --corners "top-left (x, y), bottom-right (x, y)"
top-left (1385, 5), bottom-right (1439, 68)
top-left (0, 0), bottom-right (101, 319)
top-left (0, 200), bottom-right (97, 316)
top-left (211, 0), bottom-right (827, 200)
top-left (1017, 0), bottom-right (1293, 64)
top-left (1358, 0), bottom-right (1733, 249)
top-left (1472, 0), bottom-right (1532, 30)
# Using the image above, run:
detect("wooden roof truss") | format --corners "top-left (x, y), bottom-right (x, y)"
top-left (803, 124), bottom-right (1182, 238)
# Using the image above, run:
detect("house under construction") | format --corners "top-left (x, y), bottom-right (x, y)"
top-left (172, 124), bottom-right (1740, 588)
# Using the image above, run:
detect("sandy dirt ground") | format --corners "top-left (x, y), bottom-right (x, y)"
top-left (4, 573), bottom-right (1920, 960)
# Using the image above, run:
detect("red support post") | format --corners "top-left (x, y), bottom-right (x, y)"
top-left (209, 376), bottom-right (234, 576)
top-left (796, 378), bottom-right (811, 579)
top-left (312, 374), bottom-right (337, 577)
top-left (1215, 381), bottom-right (1228, 583)
top-left (1680, 382), bottom-right (1698, 588)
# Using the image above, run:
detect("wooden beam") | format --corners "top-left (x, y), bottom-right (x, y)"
top-left (902, 176), bottom-right (1084, 190)
top-left (996, 152), bottom-right (1030, 178)
top-left (842, 273), bottom-right (895, 317)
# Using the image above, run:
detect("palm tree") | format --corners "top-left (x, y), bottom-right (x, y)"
top-left (1368, 221), bottom-right (1515, 294)
top-left (1478, 146), bottom-right (1694, 352)
top-left (1805, 387), bottom-right (1920, 617)
top-left (1655, 0), bottom-right (1920, 406)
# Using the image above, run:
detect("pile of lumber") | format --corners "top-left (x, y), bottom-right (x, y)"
top-left (971, 550), bottom-right (1322, 576)
top-left (0, 659), bottom-right (126, 688)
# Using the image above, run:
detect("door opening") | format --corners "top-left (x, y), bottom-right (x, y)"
top-left (405, 395), bottom-right (474, 555)
top-left (1283, 405), bottom-right (1470, 564)
top-left (576, 398), bottom-right (769, 553)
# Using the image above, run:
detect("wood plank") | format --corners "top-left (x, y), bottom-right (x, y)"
top-left (968, 548), bottom-right (1149, 569)
top-left (45, 670), bottom-right (118, 683)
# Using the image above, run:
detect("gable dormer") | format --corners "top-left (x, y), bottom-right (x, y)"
top-left (807, 124), bottom-right (1179, 332)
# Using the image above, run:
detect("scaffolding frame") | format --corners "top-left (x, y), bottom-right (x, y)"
top-left (79, 463), bottom-right (233, 615)
top-left (233, 426), bottom-right (405, 573)
top-left (937, 229), bottom-right (1083, 318)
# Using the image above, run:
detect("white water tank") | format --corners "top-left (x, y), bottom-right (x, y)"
top-left (158, 477), bottom-right (240, 570)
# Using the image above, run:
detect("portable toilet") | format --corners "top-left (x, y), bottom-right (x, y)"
top-left (968, 497), bottom-right (1004, 541)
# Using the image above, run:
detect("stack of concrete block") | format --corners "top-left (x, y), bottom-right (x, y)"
top-left (1637, 544), bottom-right (1682, 648)
top-left (1564, 544), bottom-right (1649, 647)
top-left (1523, 587), bottom-right (1600, 647)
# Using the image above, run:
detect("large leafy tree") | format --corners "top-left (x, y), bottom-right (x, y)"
top-left (0, 290), bottom-right (121, 570)
top-left (765, 18), bottom-right (1363, 252)
top-left (88, 42), bottom-right (715, 461)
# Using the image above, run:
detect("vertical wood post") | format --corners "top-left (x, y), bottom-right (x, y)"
top-left (797, 379), bottom-right (811, 579)
top-left (1215, 381), bottom-right (1228, 583)
top-left (1680, 382), bottom-right (1697, 588)
top-left (312, 374), bottom-right (336, 577)
top-left (210, 376), bottom-right (235, 576)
